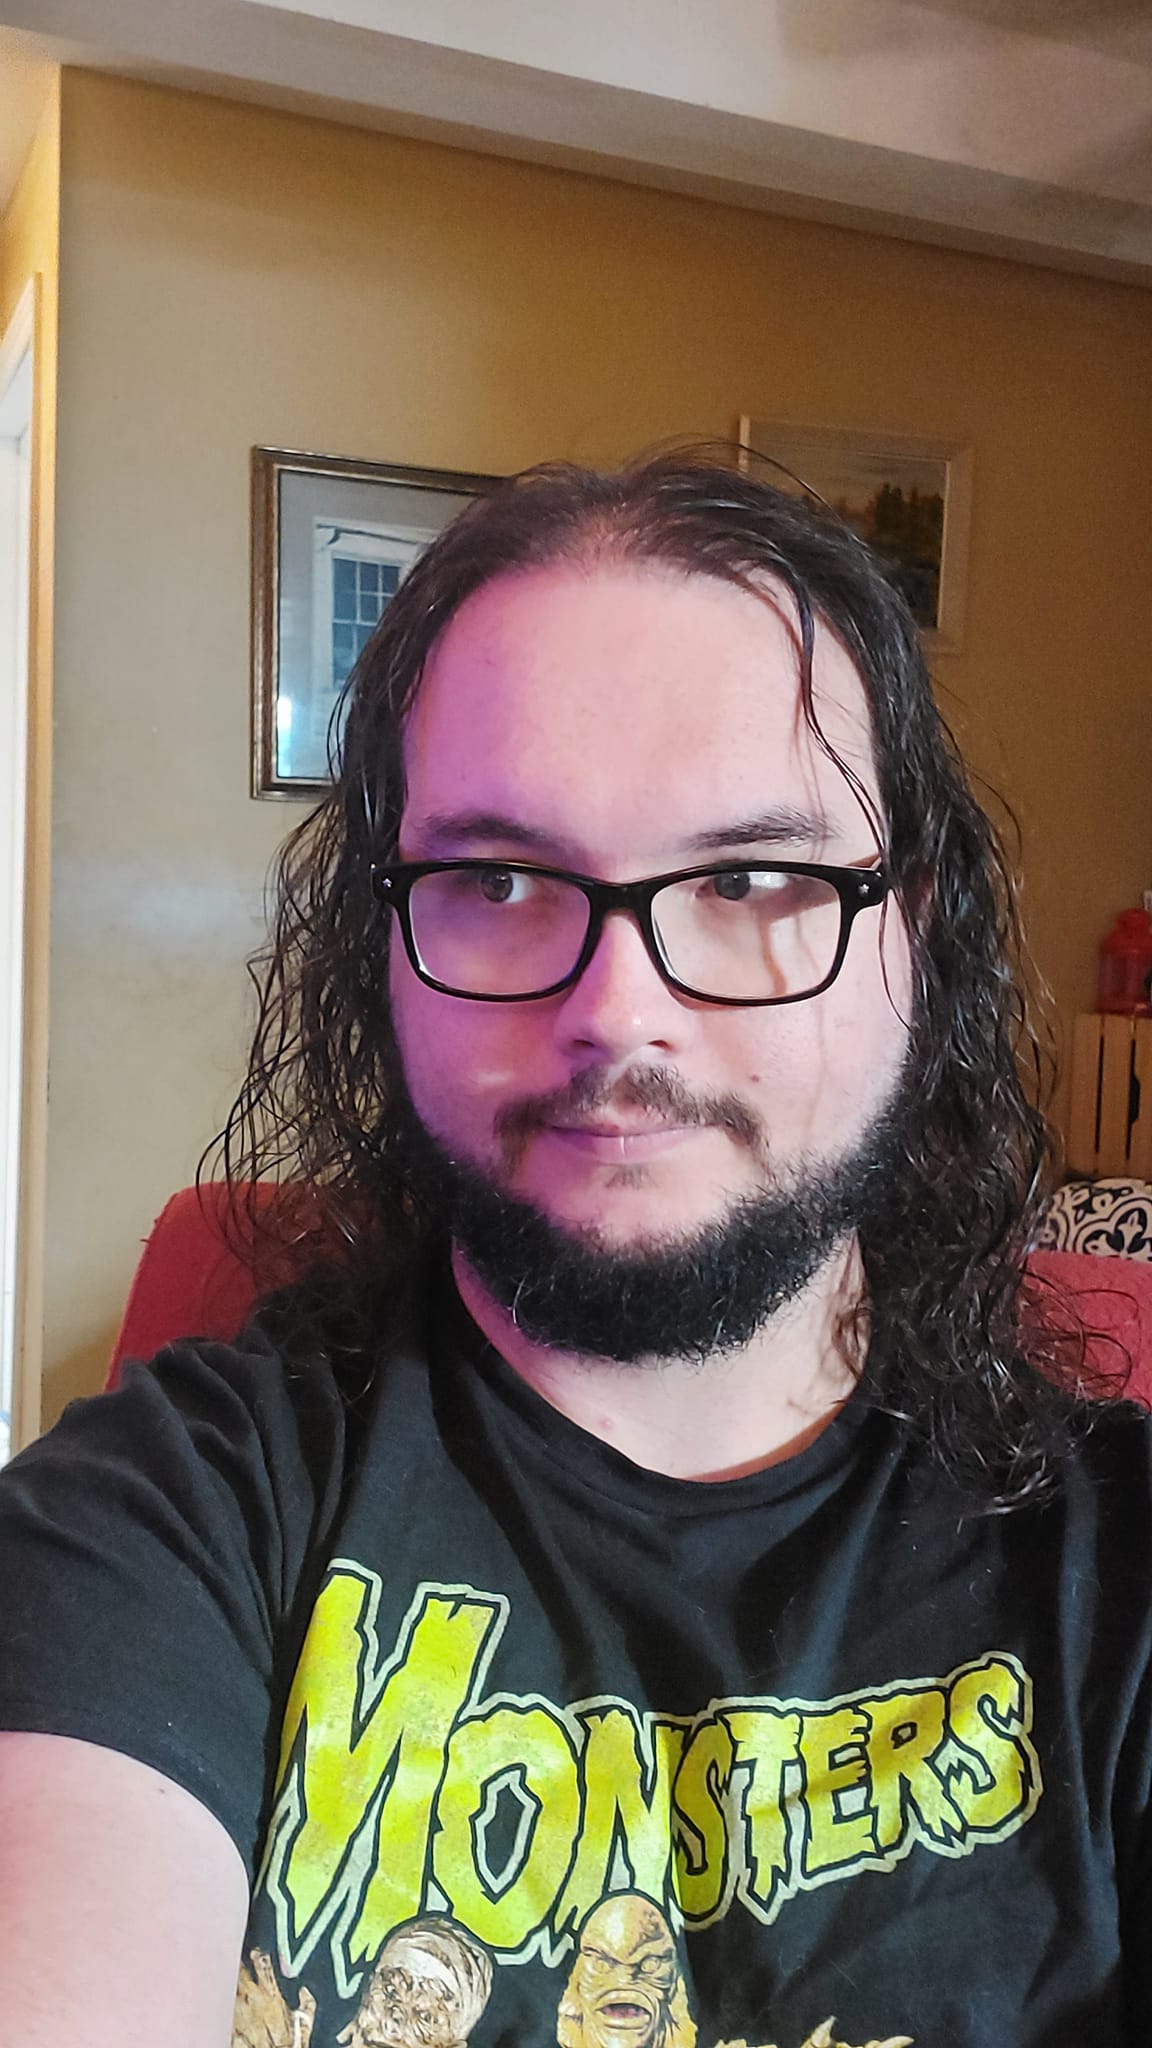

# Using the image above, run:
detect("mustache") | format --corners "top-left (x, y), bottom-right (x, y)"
top-left (491, 1064), bottom-right (762, 1163)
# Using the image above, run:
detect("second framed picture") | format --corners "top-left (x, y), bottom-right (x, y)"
top-left (252, 449), bottom-right (500, 797)
top-left (738, 418), bottom-right (973, 653)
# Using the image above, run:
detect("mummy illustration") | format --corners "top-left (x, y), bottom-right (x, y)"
top-left (337, 1915), bottom-right (494, 2048)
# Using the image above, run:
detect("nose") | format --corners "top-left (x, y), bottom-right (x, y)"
top-left (552, 903), bottom-right (692, 1054)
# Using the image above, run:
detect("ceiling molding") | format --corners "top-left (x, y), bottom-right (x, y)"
top-left (2, 0), bottom-right (1150, 281)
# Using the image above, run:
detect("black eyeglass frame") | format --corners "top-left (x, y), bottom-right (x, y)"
top-left (372, 857), bottom-right (890, 1008)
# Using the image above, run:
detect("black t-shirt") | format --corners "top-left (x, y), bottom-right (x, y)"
top-left (1, 1244), bottom-right (1151, 2048)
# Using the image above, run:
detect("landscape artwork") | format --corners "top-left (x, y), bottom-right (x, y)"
top-left (740, 419), bottom-right (971, 650)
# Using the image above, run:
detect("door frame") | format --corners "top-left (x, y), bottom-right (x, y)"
top-left (0, 277), bottom-right (40, 1455)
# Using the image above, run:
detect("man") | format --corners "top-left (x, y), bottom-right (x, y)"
top-left (0, 452), bottom-right (1146, 2048)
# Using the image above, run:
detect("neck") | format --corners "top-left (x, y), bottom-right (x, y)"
top-left (449, 1238), bottom-right (866, 1482)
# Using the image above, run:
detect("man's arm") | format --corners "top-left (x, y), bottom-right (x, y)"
top-left (0, 1732), bottom-right (250, 2047)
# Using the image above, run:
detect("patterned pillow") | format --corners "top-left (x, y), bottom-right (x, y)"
top-left (1038, 1178), bottom-right (1152, 1262)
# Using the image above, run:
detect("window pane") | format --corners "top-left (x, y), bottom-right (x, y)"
top-left (332, 624), bottom-right (358, 683)
top-left (332, 556), bottom-right (356, 613)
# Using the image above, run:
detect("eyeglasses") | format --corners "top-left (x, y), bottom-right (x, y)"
top-left (372, 857), bottom-right (889, 1007)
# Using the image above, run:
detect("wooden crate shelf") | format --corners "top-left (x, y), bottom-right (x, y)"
top-left (1067, 1013), bottom-right (1152, 1179)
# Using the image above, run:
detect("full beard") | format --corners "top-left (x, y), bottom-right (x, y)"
top-left (384, 1057), bottom-right (911, 1370)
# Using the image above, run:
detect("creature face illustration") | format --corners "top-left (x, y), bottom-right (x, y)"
top-left (337, 1916), bottom-right (494, 2048)
top-left (557, 1893), bottom-right (697, 2048)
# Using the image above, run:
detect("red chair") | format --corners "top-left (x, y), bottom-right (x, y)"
top-left (106, 1184), bottom-right (291, 1388)
top-left (1027, 1249), bottom-right (1152, 1405)
top-left (108, 1188), bottom-right (1152, 1406)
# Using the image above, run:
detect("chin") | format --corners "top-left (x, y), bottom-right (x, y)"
top-left (525, 1192), bottom-right (720, 1264)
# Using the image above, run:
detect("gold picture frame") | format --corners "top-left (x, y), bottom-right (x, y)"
top-left (251, 448), bottom-right (500, 799)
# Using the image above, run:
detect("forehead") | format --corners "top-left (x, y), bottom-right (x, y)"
top-left (399, 561), bottom-right (881, 867)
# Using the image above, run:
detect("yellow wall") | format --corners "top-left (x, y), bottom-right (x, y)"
top-left (1, 76), bottom-right (59, 1442)
top-left (0, 82), bottom-right (58, 329)
top-left (45, 67), bottom-right (1152, 1418)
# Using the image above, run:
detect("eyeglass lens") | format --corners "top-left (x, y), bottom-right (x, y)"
top-left (406, 866), bottom-right (845, 1000)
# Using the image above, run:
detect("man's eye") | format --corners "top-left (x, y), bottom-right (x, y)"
top-left (473, 864), bottom-right (512, 905)
top-left (706, 868), bottom-right (797, 904)
top-left (709, 868), bottom-right (754, 901)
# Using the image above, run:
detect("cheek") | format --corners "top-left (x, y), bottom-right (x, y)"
top-left (825, 912), bottom-right (914, 1096)
top-left (389, 959), bottom-right (455, 1116)
top-left (733, 933), bottom-right (911, 1144)
top-left (389, 955), bottom-right (529, 1126)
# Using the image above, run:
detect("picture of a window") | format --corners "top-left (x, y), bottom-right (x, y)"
top-left (330, 551), bottom-right (401, 688)
top-left (293, 519), bottom-right (433, 785)
top-left (252, 451), bottom-right (499, 796)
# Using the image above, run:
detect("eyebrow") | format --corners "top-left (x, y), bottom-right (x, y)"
top-left (662, 808), bottom-right (835, 853)
top-left (409, 806), bottom-right (834, 864)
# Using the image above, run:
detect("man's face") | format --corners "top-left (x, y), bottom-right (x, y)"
top-left (387, 559), bottom-right (913, 1364)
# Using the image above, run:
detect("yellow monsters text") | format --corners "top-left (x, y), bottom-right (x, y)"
top-left (257, 1570), bottom-right (1042, 1997)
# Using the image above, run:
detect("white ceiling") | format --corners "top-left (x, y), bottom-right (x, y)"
top-left (2, 0), bottom-right (1151, 281)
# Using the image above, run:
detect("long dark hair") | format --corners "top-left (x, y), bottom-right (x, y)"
top-left (207, 446), bottom-right (1111, 1501)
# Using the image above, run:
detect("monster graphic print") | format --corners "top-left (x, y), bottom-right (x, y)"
top-left (234, 1570), bottom-right (1040, 2044)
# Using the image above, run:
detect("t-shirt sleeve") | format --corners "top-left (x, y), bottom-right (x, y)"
top-left (0, 1330), bottom-right (349, 1879)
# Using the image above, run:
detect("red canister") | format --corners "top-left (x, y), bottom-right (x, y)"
top-left (1098, 898), bottom-right (1152, 1016)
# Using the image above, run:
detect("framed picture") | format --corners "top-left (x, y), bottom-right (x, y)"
top-left (738, 418), bottom-right (973, 653)
top-left (251, 449), bottom-right (501, 797)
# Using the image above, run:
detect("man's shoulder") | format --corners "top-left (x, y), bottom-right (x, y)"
top-left (24, 1251), bottom-right (434, 1502)
top-left (889, 1389), bottom-right (1152, 1551)
top-left (965, 1394), bottom-right (1152, 1577)
top-left (242, 1246), bottom-right (438, 1414)
top-left (1059, 1393), bottom-right (1152, 1516)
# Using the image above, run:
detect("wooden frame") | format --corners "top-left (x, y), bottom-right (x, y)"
top-left (251, 448), bottom-right (500, 799)
top-left (0, 275), bottom-right (42, 1458)
top-left (739, 417), bottom-right (973, 654)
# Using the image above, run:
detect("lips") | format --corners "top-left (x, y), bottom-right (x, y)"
top-left (552, 1122), bottom-right (686, 1137)
top-left (545, 1124), bottom-right (695, 1160)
